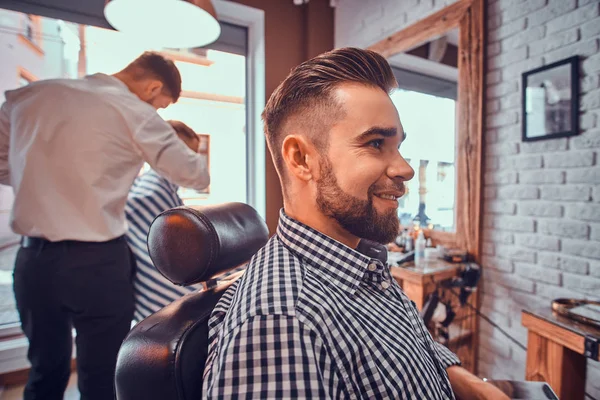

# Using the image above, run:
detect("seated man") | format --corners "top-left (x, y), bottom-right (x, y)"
top-left (203, 48), bottom-right (507, 399)
top-left (125, 120), bottom-right (206, 321)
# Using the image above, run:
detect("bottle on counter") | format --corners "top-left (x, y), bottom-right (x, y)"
top-left (415, 230), bottom-right (426, 266)
top-left (404, 230), bottom-right (413, 253)
top-left (425, 237), bottom-right (438, 260)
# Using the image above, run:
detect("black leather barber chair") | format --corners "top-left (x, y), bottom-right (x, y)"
top-left (114, 202), bottom-right (269, 400)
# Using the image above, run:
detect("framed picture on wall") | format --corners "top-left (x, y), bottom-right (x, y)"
top-left (522, 56), bottom-right (579, 142)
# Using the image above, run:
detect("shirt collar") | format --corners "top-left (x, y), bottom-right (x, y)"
top-left (356, 239), bottom-right (388, 264)
top-left (85, 73), bottom-right (129, 91)
top-left (276, 209), bottom-right (388, 295)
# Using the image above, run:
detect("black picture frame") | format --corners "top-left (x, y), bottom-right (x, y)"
top-left (521, 56), bottom-right (579, 142)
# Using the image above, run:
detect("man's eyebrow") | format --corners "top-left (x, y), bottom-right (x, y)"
top-left (356, 127), bottom-right (398, 141)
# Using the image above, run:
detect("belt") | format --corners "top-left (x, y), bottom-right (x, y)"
top-left (20, 235), bottom-right (125, 249)
top-left (20, 236), bottom-right (50, 249)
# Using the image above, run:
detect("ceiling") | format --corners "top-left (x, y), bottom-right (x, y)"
top-left (0, 0), bottom-right (112, 28)
top-left (0, 0), bottom-right (247, 55)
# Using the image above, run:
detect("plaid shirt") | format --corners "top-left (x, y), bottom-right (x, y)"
top-left (203, 210), bottom-right (460, 399)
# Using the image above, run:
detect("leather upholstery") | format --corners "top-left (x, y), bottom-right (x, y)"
top-left (148, 202), bottom-right (269, 286)
top-left (115, 203), bottom-right (269, 400)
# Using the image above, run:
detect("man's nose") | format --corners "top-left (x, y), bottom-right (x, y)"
top-left (388, 152), bottom-right (415, 181)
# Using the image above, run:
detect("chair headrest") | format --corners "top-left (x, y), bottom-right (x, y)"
top-left (147, 202), bottom-right (269, 286)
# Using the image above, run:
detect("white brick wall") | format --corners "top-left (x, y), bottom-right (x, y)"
top-left (335, 0), bottom-right (600, 394)
top-left (484, 1), bottom-right (600, 391)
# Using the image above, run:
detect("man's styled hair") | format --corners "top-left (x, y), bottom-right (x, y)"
top-left (262, 47), bottom-right (398, 178)
top-left (125, 52), bottom-right (182, 102)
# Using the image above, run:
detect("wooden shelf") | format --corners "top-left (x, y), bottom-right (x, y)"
top-left (390, 259), bottom-right (462, 285)
top-left (390, 255), bottom-right (479, 374)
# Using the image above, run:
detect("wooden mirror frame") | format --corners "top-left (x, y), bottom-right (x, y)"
top-left (368, 0), bottom-right (484, 261)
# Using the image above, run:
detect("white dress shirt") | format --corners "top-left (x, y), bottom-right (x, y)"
top-left (0, 73), bottom-right (209, 242)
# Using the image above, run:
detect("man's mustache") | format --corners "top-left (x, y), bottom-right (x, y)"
top-left (369, 182), bottom-right (406, 195)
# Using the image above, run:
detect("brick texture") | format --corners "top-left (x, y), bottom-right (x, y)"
top-left (498, 154), bottom-right (543, 169)
top-left (515, 234), bottom-right (561, 251)
top-left (540, 185), bottom-right (592, 201)
top-left (335, 0), bottom-right (600, 389)
top-left (538, 219), bottom-right (589, 239)
top-left (538, 251), bottom-right (590, 274)
top-left (518, 202), bottom-right (563, 217)
top-left (515, 262), bottom-right (562, 285)
top-left (544, 151), bottom-right (595, 168)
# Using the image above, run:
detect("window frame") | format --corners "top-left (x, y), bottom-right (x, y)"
top-left (17, 14), bottom-right (43, 56)
top-left (17, 67), bottom-right (37, 86)
top-left (213, 1), bottom-right (266, 220)
top-left (0, 0), bottom-right (266, 361)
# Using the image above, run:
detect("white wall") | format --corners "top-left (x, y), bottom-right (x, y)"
top-left (482, 1), bottom-right (600, 396)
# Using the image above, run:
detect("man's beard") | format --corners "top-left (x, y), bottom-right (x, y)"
top-left (315, 159), bottom-right (402, 245)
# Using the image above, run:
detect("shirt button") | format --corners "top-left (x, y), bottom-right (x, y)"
top-left (381, 280), bottom-right (391, 290)
top-left (368, 262), bottom-right (377, 272)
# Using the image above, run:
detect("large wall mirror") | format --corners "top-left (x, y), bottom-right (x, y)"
top-left (368, 0), bottom-right (484, 260)
top-left (389, 30), bottom-right (459, 234)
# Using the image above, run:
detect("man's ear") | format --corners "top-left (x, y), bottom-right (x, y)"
top-left (146, 80), bottom-right (163, 98)
top-left (281, 135), bottom-right (316, 182)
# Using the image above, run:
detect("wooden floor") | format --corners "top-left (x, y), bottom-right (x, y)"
top-left (0, 373), bottom-right (79, 399)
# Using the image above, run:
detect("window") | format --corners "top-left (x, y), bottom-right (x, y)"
top-left (156, 48), bottom-right (247, 206)
top-left (84, 22), bottom-right (249, 206)
top-left (391, 68), bottom-right (457, 232)
top-left (0, 7), bottom-right (264, 334)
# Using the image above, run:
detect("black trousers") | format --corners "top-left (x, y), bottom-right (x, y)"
top-left (13, 236), bottom-right (134, 400)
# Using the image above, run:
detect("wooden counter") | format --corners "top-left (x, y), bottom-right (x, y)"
top-left (390, 259), bottom-right (462, 309)
top-left (522, 307), bottom-right (600, 400)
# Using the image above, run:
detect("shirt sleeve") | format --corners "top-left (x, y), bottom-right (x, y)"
top-left (203, 315), bottom-right (334, 399)
top-left (131, 113), bottom-right (209, 191)
top-left (434, 341), bottom-right (461, 369)
top-left (0, 101), bottom-right (10, 186)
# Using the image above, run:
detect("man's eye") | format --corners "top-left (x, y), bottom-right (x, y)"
top-left (368, 139), bottom-right (384, 149)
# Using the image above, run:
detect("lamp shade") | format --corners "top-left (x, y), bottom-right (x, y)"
top-left (104, 0), bottom-right (221, 49)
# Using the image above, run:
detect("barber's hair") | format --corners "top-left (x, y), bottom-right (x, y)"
top-left (168, 120), bottom-right (197, 140)
top-left (125, 52), bottom-right (182, 102)
top-left (262, 47), bottom-right (397, 177)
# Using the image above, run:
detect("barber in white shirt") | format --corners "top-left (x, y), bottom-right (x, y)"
top-left (0, 52), bottom-right (209, 400)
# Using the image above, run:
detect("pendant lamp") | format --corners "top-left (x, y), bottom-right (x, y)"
top-left (104, 0), bottom-right (221, 48)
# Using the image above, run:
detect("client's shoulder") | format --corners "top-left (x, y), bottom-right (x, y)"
top-left (210, 235), bottom-right (308, 333)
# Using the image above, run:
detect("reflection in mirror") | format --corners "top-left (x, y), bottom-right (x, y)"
top-left (389, 28), bottom-right (458, 232)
